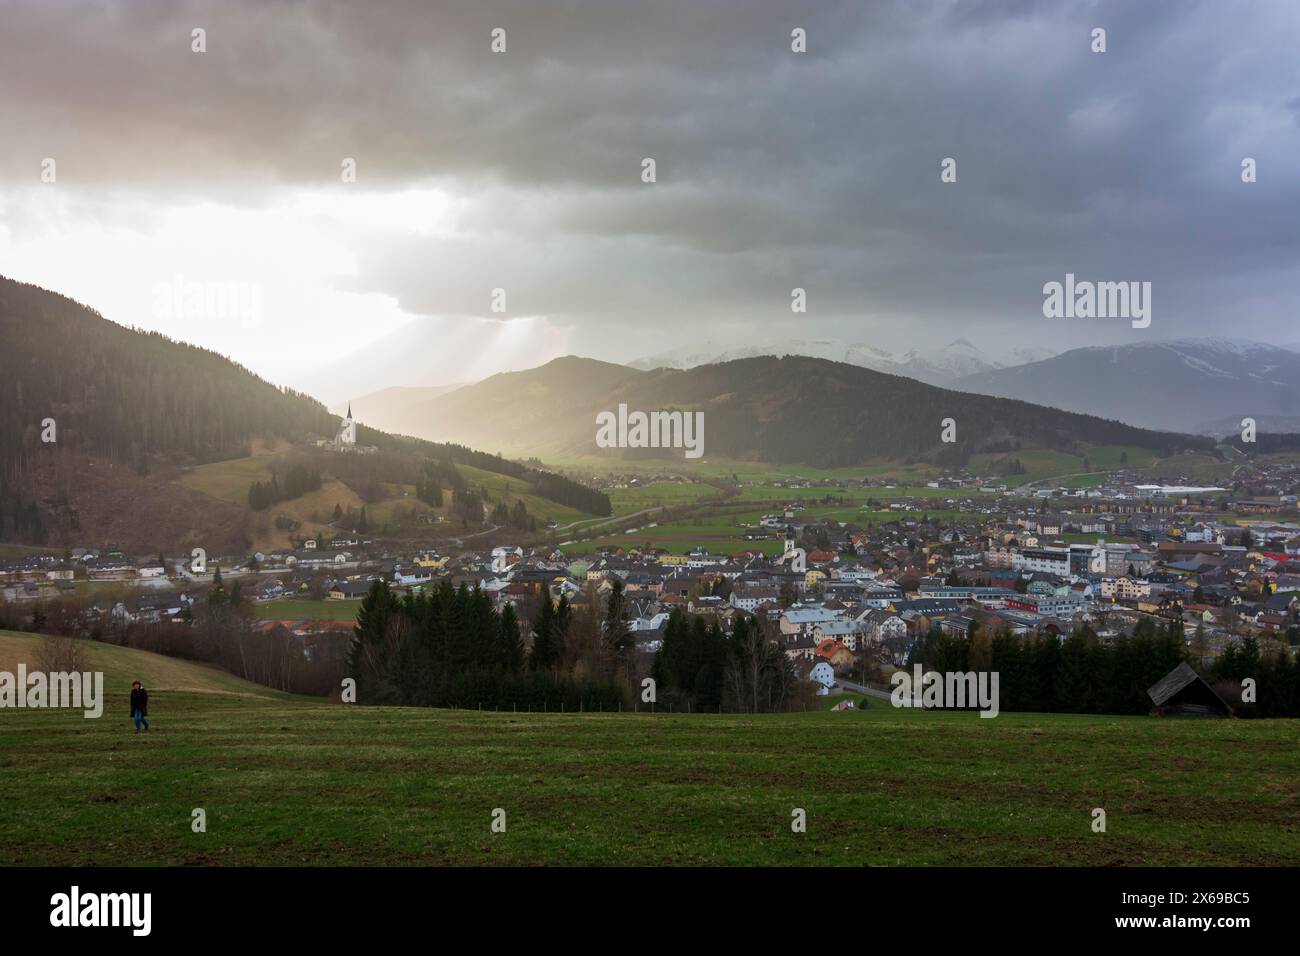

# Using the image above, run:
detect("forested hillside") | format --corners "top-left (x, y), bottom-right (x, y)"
top-left (0, 277), bottom-right (608, 544)
top-left (412, 355), bottom-right (1217, 467)
top-left (0, 277), bottom-right (337, 477)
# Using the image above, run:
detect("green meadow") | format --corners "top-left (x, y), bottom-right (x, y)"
top-left (1, 633), bottom-right (1296, 866)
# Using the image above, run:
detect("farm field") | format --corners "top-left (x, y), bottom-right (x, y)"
top-left (604, 481), bottom-right (726, 515)
top-left (458, 465), bottom-right (596, 526)
top-left (967, 445), bottom-right (1154, 485)
top-left (0, 633), bottom-right (1296, 866)
top-left (547, 454), bottom-right (941, 484)
top-left (565, 500), bottom-right (975, 555)
top-left (549, 443), bottom-right (1210, 489)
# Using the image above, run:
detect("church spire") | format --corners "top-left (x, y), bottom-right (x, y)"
top-left (347, 402), bottom-right (353, 420)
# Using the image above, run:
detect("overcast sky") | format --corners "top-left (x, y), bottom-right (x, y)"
top-left (2, 0), bottom-right (1298, 402)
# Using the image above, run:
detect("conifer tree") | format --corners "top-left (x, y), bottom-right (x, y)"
top-left (531, 594), bottom-right (558, 670)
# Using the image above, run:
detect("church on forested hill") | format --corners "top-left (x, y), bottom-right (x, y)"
top-left (317, 404), bottom-right (376, 454)
top-left (335, 404), bottom-right (357, 449)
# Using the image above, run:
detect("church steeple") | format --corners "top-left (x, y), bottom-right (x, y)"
top-left (347, 402), bottom-right (353, 420)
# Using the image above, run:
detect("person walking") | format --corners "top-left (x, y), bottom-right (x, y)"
top-left (130, 680), bottom-right (150, 734)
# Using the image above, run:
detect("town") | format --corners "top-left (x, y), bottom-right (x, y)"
top-left (5, 453), bottom-right (1297, 711)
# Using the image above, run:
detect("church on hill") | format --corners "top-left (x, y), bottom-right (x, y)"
top-left (317, 404), bottom-right (376, 455)
top-left (334, 403), bottom-right (357, 449)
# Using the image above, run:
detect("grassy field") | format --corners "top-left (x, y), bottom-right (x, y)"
top-left (564, 499), bottom-right (974, 555)
top-left (545, 454), bottom-right (940, 484)
top-left (0, 631), bottom-right (287, 700)
top-left (1, 634), bottom-right (1297, 866)
top-left (544, 443), bottom-right (1225, 488)
top-left (458, 465), bottom-right (597, 525)
top-left (175, 448), bottom-right (369, 550)
top-left (605, 481), bottom-right (725, 515)
top-left (175, 453), bottom-right (276, 505)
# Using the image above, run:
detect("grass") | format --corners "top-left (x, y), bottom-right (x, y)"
top-left (175, 454), bottom-right (276, 505)
top-left (605, 481), bottom-right (725, 515)
top-left (564, 500), bottom-right (974, 555)
top-left (0, 631), bottom-right (287, 700)
top-left (544, 454), bottom-right (939, 484)
top-left (458, 465), bottom-right (596, 525)
top-left (1, 633), bottom-right (1297, 866)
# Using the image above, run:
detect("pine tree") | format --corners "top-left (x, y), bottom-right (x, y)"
top-left (605, 578), bottom-right (634, 664)
top-left (531, 595), bottom-right (557, 670)
top-left (498, 603), bottom-right (524, 673)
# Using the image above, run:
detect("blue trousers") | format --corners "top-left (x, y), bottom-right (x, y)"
top-left (133, 710), bottom-right (149, 733)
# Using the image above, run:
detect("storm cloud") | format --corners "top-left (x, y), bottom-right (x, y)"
top-left (1, 0), bottom-right (1297, 396)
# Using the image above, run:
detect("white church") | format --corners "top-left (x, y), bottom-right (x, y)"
top-left (318, 404), bottom-right (376, 454)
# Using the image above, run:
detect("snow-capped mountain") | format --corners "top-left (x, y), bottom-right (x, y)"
top-left (628, 338), bottom-right (1055, 386)
top-left (892, 339), bottom-right (1006, 386)
top-left (955, 338), bottom-right (1300, 434)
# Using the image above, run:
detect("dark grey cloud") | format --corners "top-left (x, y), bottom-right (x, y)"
top-left (2, 0), bottom-right (1298, 361)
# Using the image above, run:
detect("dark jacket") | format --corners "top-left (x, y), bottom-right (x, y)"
top-left (130, 687), bottom-right (148, 716)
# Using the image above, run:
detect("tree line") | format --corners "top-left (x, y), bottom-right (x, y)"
top-left (348, 579), bottom-right (626, 710)
top-left (414, 459), bottom-right (465, 507)
top-left (0, 582), bottom-right (349, 696)
top-left (491, 499), bottom-right (536, 531)
top-left (908, 617), bottom-right (1300, 716)
top-left (360, 431), bottom-right (612, 517)
top-left (247, 463), bottom-right (323, 510)
top-left (652, 608), bottom-right (801, 713)
top-left (0, 478), bottom-right (47, 543)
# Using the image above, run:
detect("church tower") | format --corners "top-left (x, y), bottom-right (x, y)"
top-left (338, 403), bottom-right (357, 447)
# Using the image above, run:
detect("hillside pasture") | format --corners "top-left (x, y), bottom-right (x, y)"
top-left (0, 634), bottom-right (1295, 867)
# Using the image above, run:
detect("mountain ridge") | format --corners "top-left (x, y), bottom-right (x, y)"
top-left (399, 353), bottom-right (1213, 467)
top-left (0, 276), bottom-right (610, 549)
top-left (956, 338), bottom-right (1300, 434)
top-left (628, 337), bottom-right (1059, 387)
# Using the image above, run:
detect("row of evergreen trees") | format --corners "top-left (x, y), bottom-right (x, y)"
top-left (1212, 637), bottom-right (1300, 717)
top-left (414, 459), bottom-right (465, 508)
top-left (0, 485), bottom-right (47, 543)
top-left (247, 464), bottom-right (323, 510)
top-left (652, 609), bottom-right (799, 712)
top-left (348, 580), bottom-right (624, 710)
top-left (528, 471), bottom-right (612, 516)
top-left (908, 618), bottom-right (1300, 716)
top-left (491, 499), bottom-right (535, 531)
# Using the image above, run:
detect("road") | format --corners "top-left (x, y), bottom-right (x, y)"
top-left (556, 506), bottom-right (666, 544)
top-left (833, 677), bottom-right (895, 703)
top-left (450, 524), bottom-right (501, 546)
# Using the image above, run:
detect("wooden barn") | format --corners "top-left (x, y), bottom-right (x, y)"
top-left (1147, 662), bottom-right (1231, 717)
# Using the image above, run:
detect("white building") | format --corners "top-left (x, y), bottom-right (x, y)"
top-left (809, 661), bottom-right (835, 695)
top-left (1012, 547), bottom-right (1071, 577)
